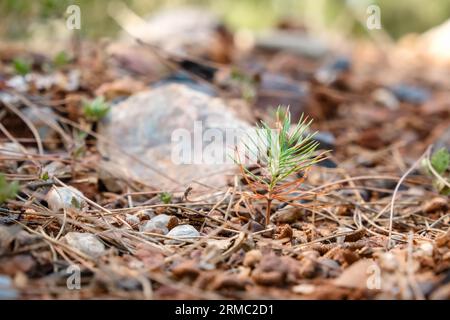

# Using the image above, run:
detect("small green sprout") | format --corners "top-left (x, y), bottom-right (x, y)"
top-left (12, 58), bottom-right (31, 76)
top-left (83, 96), bottom-right (110, 121)
top-left (423, 147), bottom-right (450, 195)
top-left (0, 174), bottom-right (20, 204)
top-left (160, 192), bottom-right (172, 204)
top-left (53, 51), bottom-right (70, 68)
top-left (41, 171), bottom-right (50, 181)
top-left (431, 148), bottom-right (450, 175)
top-left (235, 106), bottom-right (329, 226)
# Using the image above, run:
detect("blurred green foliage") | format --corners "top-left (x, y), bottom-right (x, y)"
top-left (83, 96), bottom-right (110, 121)
top-left (0, 173), bottom-right (19, 204)
top-left (12, 57), bottom-right (31, 75)
top-left (0, 0), bottom-right (449, 40)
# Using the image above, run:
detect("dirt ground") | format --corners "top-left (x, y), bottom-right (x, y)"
top-left (0, 11), bottom-right (449, 300)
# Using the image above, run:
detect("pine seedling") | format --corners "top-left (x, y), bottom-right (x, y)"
top-left (160, 192), bottom-right (172, 204)
top-left (0, 173), bottom-right (19, 204)
top-left (422, 147), bottom-right (450, 195)
top-left (83, 96), bottom-right (110, 121)
top-left (235, 106), bottom-right (329, 226)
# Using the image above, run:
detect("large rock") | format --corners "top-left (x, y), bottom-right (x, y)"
top-left (98, 84), bottom-right (251, 192)
top-left (112, 6), bottom-right (232, 63)
top-left (256, 30), bottom-right (328, 59)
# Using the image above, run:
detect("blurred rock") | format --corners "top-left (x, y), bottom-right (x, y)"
top-left (333, 259), bottom-right (376, 290)
top-left (125, 214), bottom-right (140, 226)
top-left (389, 84), bottom-right (431, 104)
top-left (154, 73), bottom-right (215, 96)
top-left (64, 232), bottom-right (105, 258)
top-left (312, 131), bottom-right (335, 150)
top-left (118, 6), bottom-right (232, 62)
top-left (255, 73), bottom-right (309, 121)
top-left (419, 18), bottom-right (450, 63)
top-left (98, 83), bottom-right (251, 191)
top-left (256, 30), bottom-right (328, 59)
top-left (372, 88), bottom-right (399, 110)
top-left (243, 249), bottom-right (262, 268)
top-left (0, 143), bottom-right (22, 170)
top-left (141, 214), bottom-right (178, 234)
top-left (0, 275), bottom-right (18, 299)
top-left (315, 56), bottom-right (351, 85)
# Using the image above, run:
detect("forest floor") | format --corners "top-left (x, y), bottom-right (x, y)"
top-left (0, 17), bottom-right (449, 299)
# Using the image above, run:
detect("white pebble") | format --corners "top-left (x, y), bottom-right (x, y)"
top-left (46, 186), bottom-right (85, 211)
top-left (166, 225), bottom-right (200, 239)
top-left (64, 232), bottom-right (105, 258)
top-left (141, 214), bottom-right (173, 234)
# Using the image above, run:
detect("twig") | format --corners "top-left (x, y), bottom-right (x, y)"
top-left (388, 147), bottom-right (431, 249)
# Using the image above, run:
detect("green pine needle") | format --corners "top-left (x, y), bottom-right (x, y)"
top-left (237, 106), bottom-right (328, 192)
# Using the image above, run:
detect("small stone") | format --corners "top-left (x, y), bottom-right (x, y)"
top-left (243, 249), bottom-right (262, 268)
top-left (141, 216), bottom-right (168, 234)
top-left (312, 131), bottom-right (336, 150)
top-left (64, 232), bottom-right (105, 258)
top-left (0, 143), bottom-right (23, 169)
top-left (379, 252), bottom-right (398, 271)
top-left (141, 214), bottom-right (178, 234)
top-left (372, 88), bottom-right (399, 110)
top-left (292, 283), bottom-right (315, 295)
top-left (389, 84), bottom-right (430, 104)
top-left (273, 207), bottom-right (302, 224)
top-left (125, 214), bottom-right (140, 225)
top-left (42, 161), bottom-right (69, 178)
top-left (166, 225), bottom-right (200, 240)
top-left (333, 259), bottom-right (377, 290)
top-left (45, 186), bottom-right (85, 211)
top-left (419, 242), bottom-right (434, 257)
top-left (0, 275), bottom-right (18, 299)
top-left (256, 30), bottom-right (328, 59)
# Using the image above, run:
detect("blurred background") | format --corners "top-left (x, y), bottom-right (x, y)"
top-left (1, 0), bottom-right (450, 40)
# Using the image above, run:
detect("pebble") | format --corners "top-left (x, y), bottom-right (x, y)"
top-left (372, 88), bottom-right (399, 110)
top-left (389, 84), bottom-right (430, 104)
top-left (292, 283), bottom-right (316, 295)
top-left (45, 186), bottom-right (85, 211)
top-left (125, 214), bottom-right (140, 225)
top-left (313, 131), bottom-right (336, 150)
top-left (141, 214), bottom-right (178, 234)
top-left (166, 225), bottom-right (200, 240)
top-left (64, 232), bottom-right (106, 258)
top-left (0, 275), bottom-right (18, 299)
